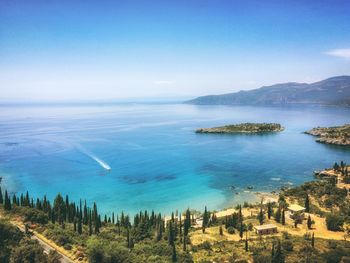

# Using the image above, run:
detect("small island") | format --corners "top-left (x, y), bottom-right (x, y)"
top-left (195, 122), bottom-right (284, 134)
top-left (305, 124), bottom-right (350, 146)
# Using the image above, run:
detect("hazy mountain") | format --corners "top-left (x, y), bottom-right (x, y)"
top-left (185, 76), bottom-right (350, 106)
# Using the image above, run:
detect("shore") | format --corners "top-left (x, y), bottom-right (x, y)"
top-left (213, 191), bottom-right (279, 219)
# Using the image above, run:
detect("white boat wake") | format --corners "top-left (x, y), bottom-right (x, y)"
top-left (75, 145), bottom-right (111, 171)
top-left (89, 154), bottom-right (111, 171)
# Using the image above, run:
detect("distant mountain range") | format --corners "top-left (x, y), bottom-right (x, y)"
top-left (185, 76), bottom-right (350, 106)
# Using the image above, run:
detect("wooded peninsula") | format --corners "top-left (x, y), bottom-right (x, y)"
top-left (305, 124), bottom-right (350, 146)
top-left (195, 123), bottom-right (284, 134)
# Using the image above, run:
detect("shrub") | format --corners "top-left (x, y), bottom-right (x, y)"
top-left (253, 251), bottom-right (271, 263)
top-left (247, 223), bottom-right (253, 231)
top-left (199, 241), bottom-right (212, 251)
top-left (321, 248), bottom-right (350, 263)
top-left (10, 239), bottom-right (48, 263)
top-left (243, 202), bottom-right (250, 208)
top-left (87, 237), bottom-right (130, 263)
top-left (63, 243), bottom-right (72, 250)
top-left (282, 231), bottom-right (291, 240)
top-left (282, 240), bottom-right (293, 252)
top-left (0, 220), bottom-right (24, 262)
top-left (13, 207), bottom-right (48, 224)
top-left (227, 227), bottom-right (235, 234)
top-left (326, 214), bottom-right (344, 231)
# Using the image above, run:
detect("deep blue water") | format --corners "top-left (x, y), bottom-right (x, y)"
top-left (0, 103), bottom-right (350, 216)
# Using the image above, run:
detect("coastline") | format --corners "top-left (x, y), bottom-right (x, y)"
top-left (208, 191), bottom-right (279, 220)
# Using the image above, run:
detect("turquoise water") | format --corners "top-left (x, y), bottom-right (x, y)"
top-left (1, 103), bottom-right (350, 216)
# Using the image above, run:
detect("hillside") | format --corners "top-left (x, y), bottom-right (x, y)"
top-left (186, 76), bottom-right (350, 106)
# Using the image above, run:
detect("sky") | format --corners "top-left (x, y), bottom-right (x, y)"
top-left (1, 0), bottom-right (350, 101)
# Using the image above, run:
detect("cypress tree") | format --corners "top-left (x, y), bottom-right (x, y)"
top-left (112, 212), bottom-right (115, 224)
top-left (267, 202), bottom-right (272, 219)
top-left (25, 191), bottom-right (29, 206)
top-left (4, 190), bottom-right (11, 210)
top-left (53, 194), bottom-right (66, 225)
top-left (156, 222), bottom-right (162, 241)
top-left (174, 219), bottom-right (178, 239)
top-left (184, 209), bottom-right (191, 237)
top-left (12, 194), bottom-right (17, 206)
top-left (281, 209), bottom-right (285, 225)
top-left (340, 161), bottom-right (345, 174)
top-left (127, 227), bottom-right (130, 248)
top-left (333, 162), bottom-right (339, 172)
top-left (311, 232), bottom-right (315, 248)
top-left (65, 195), bottom-right (69, 221)
top-left (238, 204), bottom-right (242, 220)
top-left (258, 205), bottom-right (264, 225)
top-left (239, 222), bottom-right (244, 239)
top-left (73, 218), bottom-right (77, 232)
top-left (51, 210), bottom-right (56, 224)
top-left (179, 215), bottom-right (182, 241)
top-left (307, 215), bottom-right (312, 229)
top-left (0, 186), bottom-right (3, 204)
top-left (219, 225), bottom-right (223, 236)
top-left (168, 221), bottom-right (174, 246)
top-left (183, 235), bottom-right (186, 251)
top-left (294, 218), bottom-right (298, 228)
top-left (20, 194), bottom-right (23, 206)
top-left (245, 232), bottom-right (248, 252)
top-left (305, 193), bottom-right (310, 213)
top-left (275, 206), bottom-right (281, 223)
top-left (89, 211), bottom-right (93, 236)
top-left (202, 206), bottom-right (209, 232)
top-left (172, 243), bottom-right (177, 262)
top-left (83, 200), bottom-right (88, 225)
top-left (93, 203), bottom-right (99, 234)
top-left (78, 217), bottom-right (82, 234)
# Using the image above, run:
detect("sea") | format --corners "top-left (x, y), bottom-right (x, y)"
top-left (1, 103), bottom-right (350, 216)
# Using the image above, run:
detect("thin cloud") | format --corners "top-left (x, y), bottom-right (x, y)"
top-left (325, 48), bottom-right (350, 59)
top-left (153, 80), bottom-right (173, 85)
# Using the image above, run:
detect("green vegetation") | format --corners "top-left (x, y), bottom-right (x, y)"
top-left (0, 219), bottom-right (60, 263)
top-left (326, 214), bottom-right (345, 231)
top-left (0, 188), bottom-right (194, 262)
top-left (1, 160), bottom-right (350, 262)
top-left (305, 124), bottom-right (350, 145)
top-left (284, 181), bottom-right (349, 221)
top-left (195, 123), bottom-right (284, 134)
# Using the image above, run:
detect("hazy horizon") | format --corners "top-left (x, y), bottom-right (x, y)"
top-left (1, 0), bottom-right (350, 101)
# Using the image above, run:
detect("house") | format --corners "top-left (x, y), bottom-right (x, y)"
top-left (254, 224), bottom-right (278, 235)
top-left (287, 204), bottom-right (306, 221)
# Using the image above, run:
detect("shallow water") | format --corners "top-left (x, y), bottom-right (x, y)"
top-left (0, 103), bottom-right (350, 215)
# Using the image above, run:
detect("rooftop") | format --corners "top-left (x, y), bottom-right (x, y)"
top-left (288, 204), bottom-right (306, 212)
top-left (254, 224), bottom-right (277, 230)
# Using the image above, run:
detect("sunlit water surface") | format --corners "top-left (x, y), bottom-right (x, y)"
top-left (1, 103), bottom-right (350, 215)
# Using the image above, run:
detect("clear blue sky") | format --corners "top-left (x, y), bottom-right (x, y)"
top-left (1, 0), bottom-right (350, 101)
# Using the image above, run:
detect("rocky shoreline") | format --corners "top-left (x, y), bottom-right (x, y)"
top-left (196, 122), bottom-right (284, 134)
top-left (305, 124), bottom-right (350, 146)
